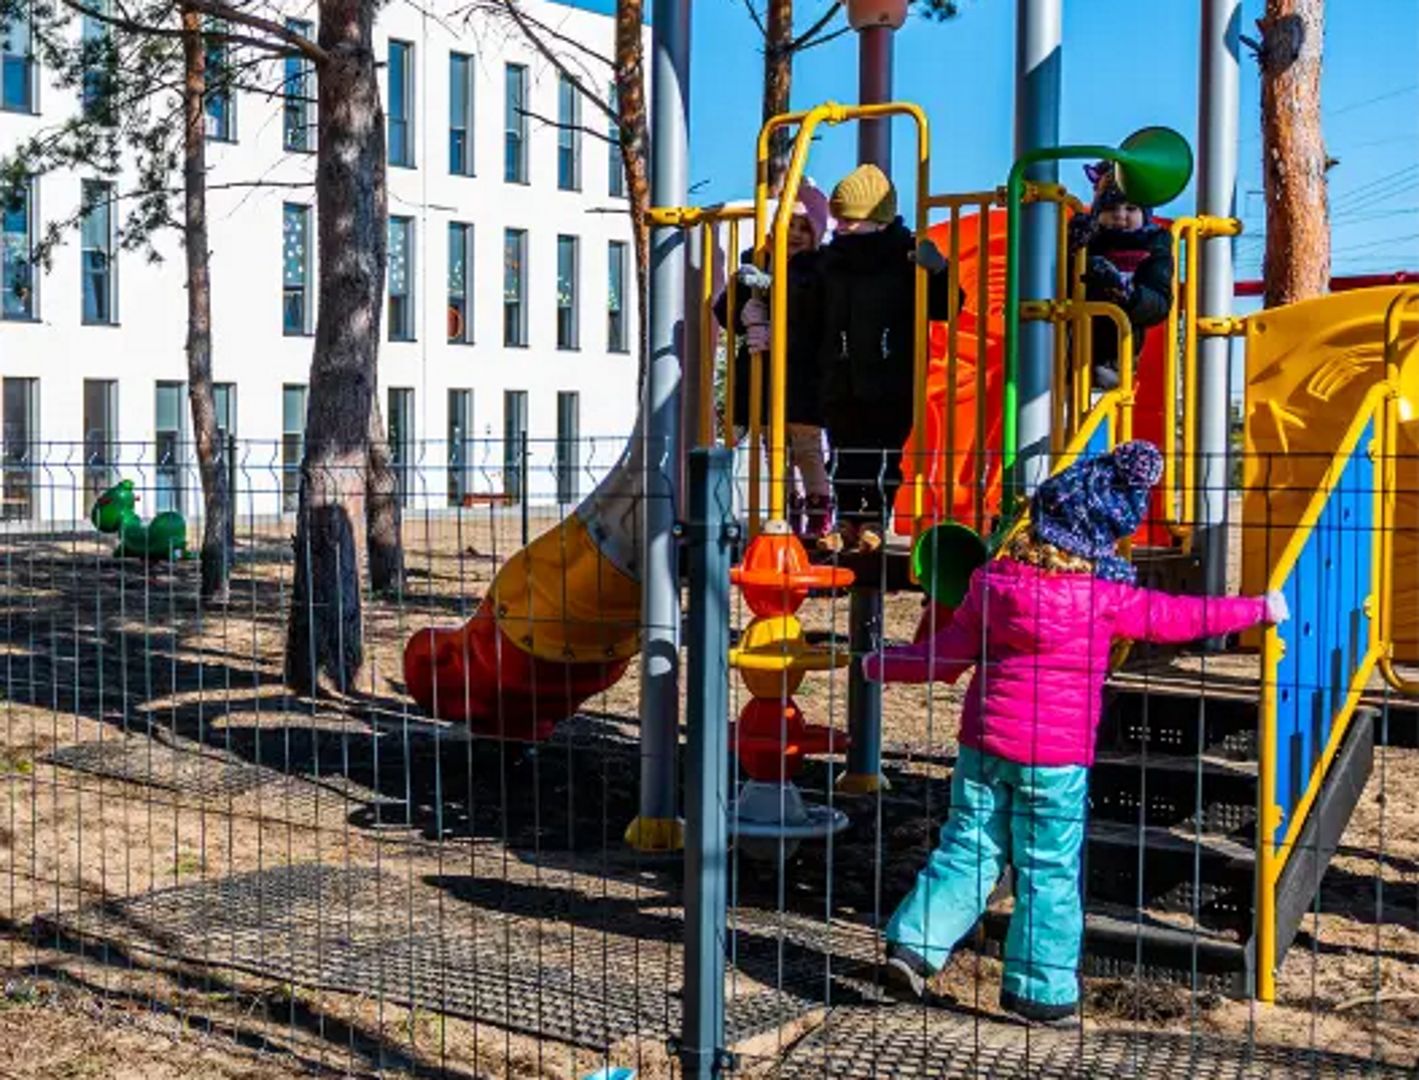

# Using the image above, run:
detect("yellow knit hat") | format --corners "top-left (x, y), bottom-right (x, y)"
top-left (830, 164), bottom-right (897, 225)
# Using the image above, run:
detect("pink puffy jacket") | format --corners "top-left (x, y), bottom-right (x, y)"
top-left (867, 559), bottom-right (1267, 767)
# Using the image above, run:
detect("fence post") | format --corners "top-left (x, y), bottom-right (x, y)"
top-left (680, 446), bottom-right (734, 1078)
top-left (519, 427), bottom-right (530, 548)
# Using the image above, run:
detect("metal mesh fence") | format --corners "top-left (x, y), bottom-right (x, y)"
top-left (0, 436), bottom-right (1415, 1078)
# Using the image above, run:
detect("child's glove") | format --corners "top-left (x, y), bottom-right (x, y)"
top-left (910, 239), bottom-right (947, 274)
top-left (742, 297), bottom-right (771, 352)
top-left (1264, 590), bottom-right (1290, 626)
top-left (736, 263), bottom-right (773, 292)
top-left (1085, 255), bottom-right (1133, 303)
top-left (1067, 212), bottom-right (1098, 254)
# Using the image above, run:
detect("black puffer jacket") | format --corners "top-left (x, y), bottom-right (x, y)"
top-left (713, 247), bottom-right (825, 428)
top-left (1082, 224), bottom-right (1174, 367)
top-left (816, 218), bottom-right (957, 425)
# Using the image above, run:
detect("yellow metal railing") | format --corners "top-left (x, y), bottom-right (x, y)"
top-left (1378, 287), bottom-right (1419, 694)
top-left (756, 101), bottom-right (932, 539)
top-left (648, 203), bottom-right (757, 455)
top-left (1164, 216), bottom-right (1241, 541)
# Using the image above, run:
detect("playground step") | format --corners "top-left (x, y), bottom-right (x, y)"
top-left (1098, 685), bottom-right (1258, 761)
top-left (978, 905), bottom-right (1251, 996)
top-left (1090, 751), bottom-right (1258, 836)
top-left (1084, 820), bottom-right (1254, 931)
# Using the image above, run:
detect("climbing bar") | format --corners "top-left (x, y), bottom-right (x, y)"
top-left (754, 100), bottom-right (930, 530)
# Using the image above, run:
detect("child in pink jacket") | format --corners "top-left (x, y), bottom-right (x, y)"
top-left (866, 440), bottom-right (1287, 1025)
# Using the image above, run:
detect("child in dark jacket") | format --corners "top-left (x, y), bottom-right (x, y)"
top-left (816, 164), bottom-right (958, 552)
top-left (714, 184), bottom-right (832, 537)
top-left (865, 441), bottom-right (1286, 1024)
top-left (1070, 162), bottom-right (1174, 391)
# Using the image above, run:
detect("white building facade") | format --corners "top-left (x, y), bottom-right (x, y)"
top-left (0, 0), bottom-right (643, 521)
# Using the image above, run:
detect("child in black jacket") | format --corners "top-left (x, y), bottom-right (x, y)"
top-left (1070, 161), bottom-right (1174, 391)
top-left (816, 164), bottom-right (958, 552)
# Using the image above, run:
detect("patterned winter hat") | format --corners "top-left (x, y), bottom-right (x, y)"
top-left (1085, 161), bottom-right (1152, 222)
top-left (1031, 440), bottom-right (1164, 580)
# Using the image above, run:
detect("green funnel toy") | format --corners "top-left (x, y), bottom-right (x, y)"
top-left (911, 522), bottom-right (989, 608)
top-left (1113, 126), bottom-right (1194, 210)
top-left (91, 479), bottom-right (189, 561)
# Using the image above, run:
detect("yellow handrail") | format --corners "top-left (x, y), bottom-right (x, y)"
top-left (755, 101), bottom-right (931, 533)
top-left (1377, 288), bottom-right (1419, 694)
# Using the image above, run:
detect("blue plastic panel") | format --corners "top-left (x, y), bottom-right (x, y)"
top-left (1269, 419), bottom-right (1375, 857)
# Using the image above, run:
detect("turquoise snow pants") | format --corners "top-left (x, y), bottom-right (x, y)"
top-left (884, 746), bottom-right (1088, 1007)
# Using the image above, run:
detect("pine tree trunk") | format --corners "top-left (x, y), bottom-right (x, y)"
top-left (285, 0), bottom-right (386, 695)
top-left (763, 0), bottom-right (793, 188)
top-left (181, 8), bottom-right (230, 603)
top-left (1259, 0), bottom-right (1330, 307)
top-left (615, 0), bottom-right (651, 377)
top-left (366, 395), bottom-right (403, 595)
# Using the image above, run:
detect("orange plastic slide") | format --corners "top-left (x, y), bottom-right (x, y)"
top-left (892, 208), bottom-right (1170, 544)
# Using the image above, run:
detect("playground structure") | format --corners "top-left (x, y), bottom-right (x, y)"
top-left (386, 0), bottom-right (1419, 1068)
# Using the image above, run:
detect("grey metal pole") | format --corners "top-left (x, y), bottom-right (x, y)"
top-left (838, 19), bottom-right (896, 795)
top-left (631, 0), bottom-right (693, 848)
top-left (1014, 0), bottom-right (1061, 489)
top-left (1196, 0), bottom-right (1240, 598)
top-left (858, 26), bottom-right (893, 172)
top-left (679, 447), bottom-right (734, 1080)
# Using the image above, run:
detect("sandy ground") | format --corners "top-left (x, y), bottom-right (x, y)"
top-left (0, 511), bottom-right (1415, 1077)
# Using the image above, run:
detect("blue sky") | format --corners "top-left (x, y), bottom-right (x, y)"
top-left (684, 0), bottom-right (1419, 282)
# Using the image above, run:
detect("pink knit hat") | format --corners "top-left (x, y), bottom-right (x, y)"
top-left (793, 181), bottom-right (831, 246)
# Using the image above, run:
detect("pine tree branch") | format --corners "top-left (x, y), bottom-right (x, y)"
top-left (485, 0), bottom-right (619, 127)
top-left (519, 108), bottom-right (615, 145)
top-left (60, 0), bottom-right (327, 62)
top-left (787, 2), bottom-right (843, 52)
top-left (741, 0), bottom-right (768, 37)
top-left (793, 23), bottom-right (851, 52)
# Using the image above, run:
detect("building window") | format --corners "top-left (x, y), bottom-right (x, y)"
top-left (387, 40), bottom-right (413, 167)
top-left (447, 389), bottom-right (472, 507)
top-left (283, 19), bottom-right (314, 152)
top-left (388, 215), bottom-right (414, 341)
top-left (212, 382), bottom-right (236, 510)
top-left (1, 5), bottom-right (34, 113)
top-left (556, 391), bottom-right (579, 506)
top-left (448, 221), bottom-right (472, 344)
top-left (83, 378), bottom-right (117, 506)
top-left (2, 377), bottom-right (38, 521)
top-left (503, 390), bottom-right (527, 504)
top-left (283, 203), bottom-right (312, 335)
top-left (557, 74), bottom-right (581, 192)
top-left (80, 180), bottom-right (116, 325)
top-left (387, 388), bottom-right (414, 507)
top-left (204, 36), bottom-right (234, 141)
top-left (504, 63), bottom-right (527, 184)
top-left (281, 384), bottom-right (306, 512)
top-left (608, 82), bottom-right (624, 197)
top-left (80, 0), bottom-right (116, 121)
top-left (449, 52), bottom-right (473, 176)
top-left (608, 240), bottom-right (628, 353)
top-left (556, 234), bottom-right (579, 351)
top-left (2, 179), bottom-right (35, 320)
top-left (154, 381), bottom-right (185, 514)
top-left (503, 228), bottom-right (526, 347)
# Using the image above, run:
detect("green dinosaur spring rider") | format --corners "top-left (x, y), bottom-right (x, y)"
top-left (90, 480), bottom-right (190, 561)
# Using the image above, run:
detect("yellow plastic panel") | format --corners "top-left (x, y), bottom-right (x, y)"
top-left (1242, 286), bottom-right (1419, 659)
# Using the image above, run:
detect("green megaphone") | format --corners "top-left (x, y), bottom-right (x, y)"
top-left (1113, 126), bottom-right (1194, 210)
top-left (911, 522), bottom-right (989, 609)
